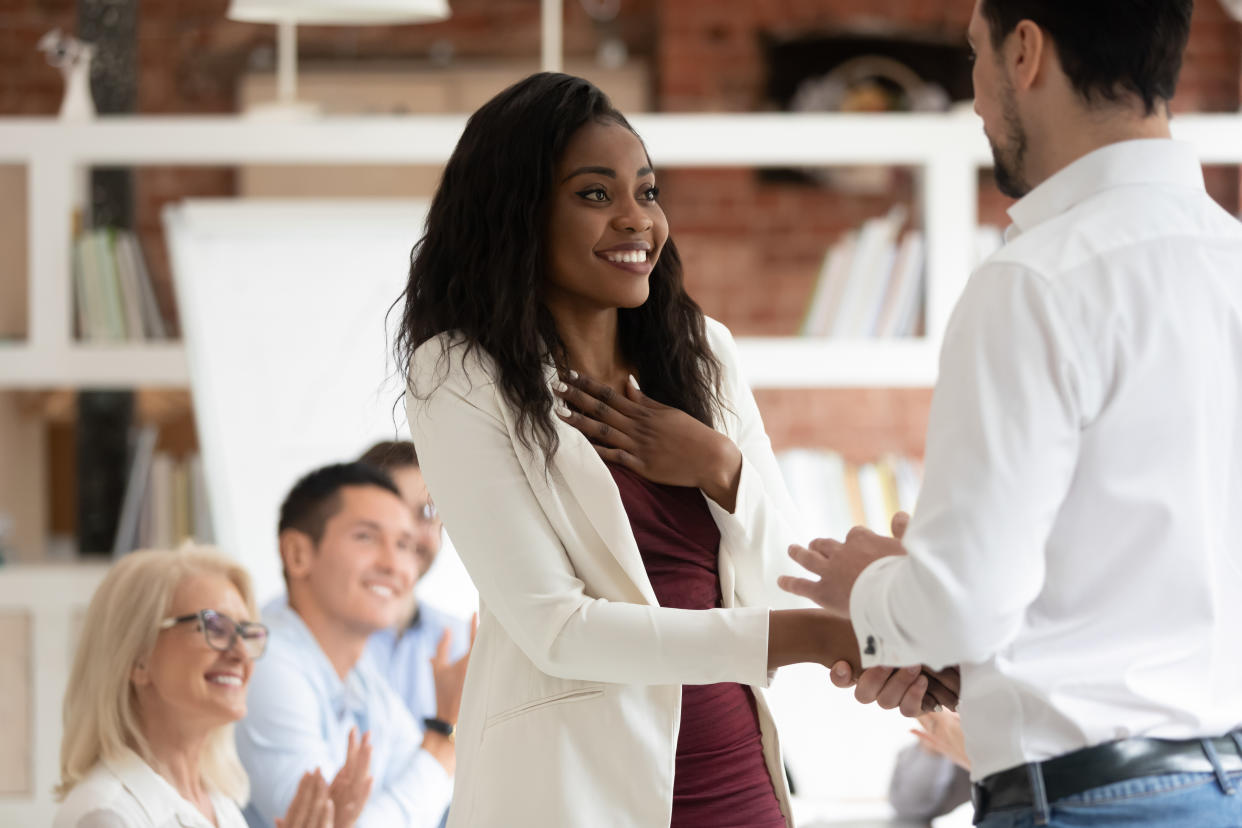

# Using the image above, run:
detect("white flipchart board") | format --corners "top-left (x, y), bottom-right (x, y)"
top-left (164, 199), bottom-right (474, 611)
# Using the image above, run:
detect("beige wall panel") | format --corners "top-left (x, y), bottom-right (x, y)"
top-left (0, 166), bottom-right (29, 341)
top-left (0, 612), bottom-right (32, 795)
top-left (0, 394), bottom-right (48, 561)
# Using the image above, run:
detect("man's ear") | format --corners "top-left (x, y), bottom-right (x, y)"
top-left (1009, 19), bottom-right (1047, 92)
top-left (280, 529), bottom-right (316, 583)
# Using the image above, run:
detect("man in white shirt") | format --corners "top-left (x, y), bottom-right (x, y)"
top-left (781, 1), bottom-right (1242, 825)
top-left (237, 463), bottom-right (471, 828)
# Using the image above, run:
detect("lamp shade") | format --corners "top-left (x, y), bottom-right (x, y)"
top-left (227, 0), bottom-right (450, 24)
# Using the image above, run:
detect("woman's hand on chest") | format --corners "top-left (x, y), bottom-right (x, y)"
top-left (553, 371), bottom-right (742, 511)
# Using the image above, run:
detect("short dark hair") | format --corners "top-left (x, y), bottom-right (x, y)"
top-left (980, 0), bottom-right (1192, 114)
top-left (357, 440), bottom-right (419, 473)
top-left (278, 462), bottom-right (402, 544)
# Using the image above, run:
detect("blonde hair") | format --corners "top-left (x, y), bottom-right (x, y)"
top-left (56, 545), bottom-right (257, 803)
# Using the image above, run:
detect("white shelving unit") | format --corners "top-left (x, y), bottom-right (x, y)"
top-left (2, 112), bottom-right (1240, 388)
top-left (0, 111), bottom-right (1240, 825)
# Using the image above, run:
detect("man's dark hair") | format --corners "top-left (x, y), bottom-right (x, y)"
top-left (357, 440), bottom-right (419, 473)
top-left (980, 0), bottom-right (1193, 114)
top-left (278, 462), bottom-right (402, 545)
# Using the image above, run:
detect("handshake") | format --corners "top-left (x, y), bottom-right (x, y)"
top-left (781, 511), bottom-right (961, 717)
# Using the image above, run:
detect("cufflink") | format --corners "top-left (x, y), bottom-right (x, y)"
top-left (864, 635), bottom-right (877, 656)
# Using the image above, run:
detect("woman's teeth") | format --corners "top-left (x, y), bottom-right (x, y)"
top-left (603, 250), bottom-right (647, 264)
top-left (367, 584), bottom-right (395, 599)
top-left (207, 674), bottom-right (242, 687)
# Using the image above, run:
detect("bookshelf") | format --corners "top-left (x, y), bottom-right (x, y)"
top-left (2, 112), bottom-right (1240, 390)
top-left (0, 109), bottom-right (1239, 827)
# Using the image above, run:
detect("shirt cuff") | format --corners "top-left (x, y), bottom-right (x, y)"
top-left (849, 554), bottom-right (909, 668)
top-left (412, 746), bottom-right (454, 807)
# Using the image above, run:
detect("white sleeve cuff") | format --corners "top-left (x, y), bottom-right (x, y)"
top-left (849, 554), bottom-right (911, 668)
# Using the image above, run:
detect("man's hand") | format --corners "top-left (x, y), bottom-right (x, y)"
top-left (829, 661), bottom-right (961, 715)
top-left (327, 728), bottom-right (373, 828)
top-left (779, 526), bottom-right (906, 616)
top-left (431, 614), bottom-right (477, 725)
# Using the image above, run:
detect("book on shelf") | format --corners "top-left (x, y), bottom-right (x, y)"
top-left (800, 207), bottom-right (921, 339)
top-left (117, 445), bottom-right (212, 557)
top-left (800, 218), bottom-right (1005, 339)
top-left (777, 448), bottom-right (924, 540)
top-left (112, 424), bottom-right (159, 556)
top-left (72, 227), bottom-right (170, 342)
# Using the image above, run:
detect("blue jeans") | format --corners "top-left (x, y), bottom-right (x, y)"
top-left (976, 769), bottom-right (1242, 827)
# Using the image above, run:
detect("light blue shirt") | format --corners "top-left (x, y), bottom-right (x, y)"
top-left (237, 599), bottom-right (452, 828)
top-left (365, 602), bottom-right (471, 723)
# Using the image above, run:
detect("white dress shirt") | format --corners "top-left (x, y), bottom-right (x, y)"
top-left (850, 139), bottom-right (1242, 780)
top-left (54, 748), bottom-right (247, 828)
top-left (237, 599), bottom-right (452, 828)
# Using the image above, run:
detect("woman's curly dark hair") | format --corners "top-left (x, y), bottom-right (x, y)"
top-left (396, 72), bottom-right (722, 459)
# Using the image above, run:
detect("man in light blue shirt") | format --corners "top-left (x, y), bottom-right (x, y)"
top-left (358, 441), bottom-right (472, 723)
top-left (237, 462), bottom-right (470, 828)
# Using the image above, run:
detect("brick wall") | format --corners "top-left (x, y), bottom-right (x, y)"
top-left (3, 0), bottom-right (1239, 459)
top-left (654, 0), bottom-right (1241, 456)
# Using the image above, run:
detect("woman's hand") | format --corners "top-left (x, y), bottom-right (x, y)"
top-left (327, 728), bottom-right (373, 828)
top-left (912, 710), bottom-right (971, 770)
top-left (554, 371), bottom-right (743, 510)
top-left (276, 770), bottom-right (334, 828)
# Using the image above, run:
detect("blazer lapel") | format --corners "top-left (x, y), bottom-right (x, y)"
top-left (548, 414), bottom-right (659, 606)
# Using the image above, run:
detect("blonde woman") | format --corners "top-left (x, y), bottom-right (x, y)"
top-left (54, 546), bottom-right (357, 828)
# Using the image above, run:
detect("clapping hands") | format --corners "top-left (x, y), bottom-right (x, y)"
top-left (276, 728), bottom-right (373, 828)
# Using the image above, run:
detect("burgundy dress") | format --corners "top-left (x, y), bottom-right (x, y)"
top-left (607, 462), bottom-right (787, 828)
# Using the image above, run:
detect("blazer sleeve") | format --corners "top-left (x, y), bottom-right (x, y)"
top-left (702, 318), bottom-right (816, 612)
top-left (407, 337), bottom-right (771, 688)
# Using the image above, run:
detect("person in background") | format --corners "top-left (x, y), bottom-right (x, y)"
top-left (888, 710), bottom-right (971, 823)
top-left (54, 545), bottom-right (335, 828)
top-left (782, 1), bottom-right (1242, 825)
top-left (356, 440), bottom-right (472, 724)
top-left (236, 462), bottom-right (472, 828)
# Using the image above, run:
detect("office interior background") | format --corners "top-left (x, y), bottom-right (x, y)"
top-left (1, 0), bottom-right (1240, 824)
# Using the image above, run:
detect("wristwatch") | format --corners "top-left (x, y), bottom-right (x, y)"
top-left (423, 717), bottom-right (456, 744)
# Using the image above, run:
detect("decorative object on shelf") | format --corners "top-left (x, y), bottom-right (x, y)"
top-left (36, 29), bottom-right (97, 121)
top-left (792, 55), bottom-right (950, 194)
top-left (578, 0), bottom-right (628, 70)
top-left (227, 0), bottom-right (451, 117)
top-left (1220, 0), bottom-right (1242, 22)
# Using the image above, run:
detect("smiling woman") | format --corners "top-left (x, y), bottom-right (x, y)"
top-left (396, 72), bottom-right (956, 828)
top-left (53, 546), bottom-right (335, 828)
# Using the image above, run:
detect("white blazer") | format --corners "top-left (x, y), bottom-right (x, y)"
top-left (408, 318), bottom-right (811, 828)
top-left (54, 748), bottom-right (248, 828)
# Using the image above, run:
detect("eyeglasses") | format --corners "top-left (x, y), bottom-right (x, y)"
top-left (414, 502), bottom-right (440, 525)
top-left (159, 609), bottom-right (269, 659)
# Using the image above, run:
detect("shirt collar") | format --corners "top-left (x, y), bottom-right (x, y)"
top-left (102, 747), bottom-right (225, 828)
top-left (1006, 139), bottom-right (1205, 239)
top-left (265, 597), bottom-right (373, 721)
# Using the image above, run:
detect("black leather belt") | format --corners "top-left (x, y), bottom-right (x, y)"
top-left (971, 730), bottom-right (1242, 823)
